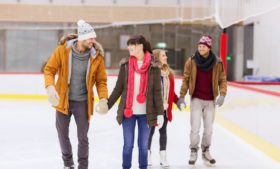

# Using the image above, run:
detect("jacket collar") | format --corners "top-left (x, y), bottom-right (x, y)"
top-left (65, 38), bottom-right (104, 59)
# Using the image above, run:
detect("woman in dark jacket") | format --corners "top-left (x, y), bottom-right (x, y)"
top-left (107, 35), bottom-right (164, 169)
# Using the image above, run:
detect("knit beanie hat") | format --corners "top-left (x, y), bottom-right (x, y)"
top-left (77, 19), bottom-right (97, 41)
top-left (198, 35), bottom-right (212, 48)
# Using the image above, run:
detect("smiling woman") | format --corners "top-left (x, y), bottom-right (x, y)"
top-left (107, 35), bottom-right (164, 169)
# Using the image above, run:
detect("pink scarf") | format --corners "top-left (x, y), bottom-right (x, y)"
top-left (124, 52), bottom-right (152, 118)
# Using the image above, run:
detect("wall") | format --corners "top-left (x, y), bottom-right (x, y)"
top-left (251, 8), bottom-right (280, 76)
top-left (0, 23), bottom-right (221, 73)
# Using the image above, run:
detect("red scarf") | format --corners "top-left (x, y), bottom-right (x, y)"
top-left (124, 52), bottom-right (152, 118)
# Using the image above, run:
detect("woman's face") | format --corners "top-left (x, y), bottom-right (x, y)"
top-left (127, 44), bottom-right (143, 56)
top-left (158, 50), bottom-right (168, 64)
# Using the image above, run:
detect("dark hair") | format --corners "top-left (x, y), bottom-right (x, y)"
top-left (127, 35), bottom-right (152, 53)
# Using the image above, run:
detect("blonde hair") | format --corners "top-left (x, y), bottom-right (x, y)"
top-left (152, 49), bottom-right (174, 76)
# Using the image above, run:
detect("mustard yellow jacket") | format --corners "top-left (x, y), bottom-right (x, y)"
top-left (44, 39), bottom-right (108, 120)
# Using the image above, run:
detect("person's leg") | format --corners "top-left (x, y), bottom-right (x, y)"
top-left (189, 98), bottom-right (203, 149)
top-left (72, 101), bottom-right (89, 169)
top-left (201, 100), bottom-right (215, 149)
top-left (159, 113), bottom-right (168, 151)
top-left (189, 98), bottom-right (203, 165)
top-left (147, 126), bottom-right (155, 150)
top-left (159, 113), bottom-right (169, 166)
top-left (122, 116), bottom-right (136, 169)
top-left (137, 115), bottom-right (150, 169)
top-left (147, 126), bottom-right (155, 165)
top-left (201, 100), bottom-right (216, 165)
top-left (56, 110), bottom-right (74, 167)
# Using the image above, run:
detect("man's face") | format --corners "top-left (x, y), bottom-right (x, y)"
top-left (81, 38), bottom-right (96, 49)
top-left (198, 44), bottom-right (210, 58)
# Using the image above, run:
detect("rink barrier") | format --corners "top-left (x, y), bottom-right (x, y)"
top-left (233, 81), bottom-right (280, 85)
top-left (0, 93), bottom-right (190, 111)
top-left (0, 72), bottom-right (43, 75)
top-left (0, 94), bottom-right (47, 100)
top-left (228, 82), bottom-right (280, 97)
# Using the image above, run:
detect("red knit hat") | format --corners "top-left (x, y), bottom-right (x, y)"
top-left (198, 35), bottom-right (212, 48)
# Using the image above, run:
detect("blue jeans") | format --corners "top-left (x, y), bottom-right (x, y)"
top-left (122, 115), bottom-right (150, 169)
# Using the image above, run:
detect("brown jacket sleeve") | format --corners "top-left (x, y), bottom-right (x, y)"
top-left (95, 57), bottom-right (108, 99)
top-left (218, 63), bottom-right (227, 97)
top-left (44, 46), bottom-right (62, 88)
top-left (179, 58), bottom-right (192, 97)
top-left (153, 67), bottom-right (164, 116)
top-left (108, 64), bottom-right (125, 109)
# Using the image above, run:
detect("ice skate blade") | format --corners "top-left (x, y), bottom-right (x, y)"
top-left (203, 160), bottom-right (215, 167)
top-left (189, 164), bottom-right (196, 169)
top-left (160, 163), bottom-right (170, 168)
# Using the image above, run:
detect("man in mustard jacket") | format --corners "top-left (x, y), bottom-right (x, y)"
top-left (44, 20), bottom-right (108, 169)
top-left (178, 35), bottom-right (227, 166)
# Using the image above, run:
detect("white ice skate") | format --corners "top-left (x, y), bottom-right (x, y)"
top-left (160, 150), bottom-right (169, 168)
top-left (188, 148), bottom-right (198, 166)
top-left (148, 150), bottom-right (152, 166)
top-left (202, 149), bottom-right (216, 167)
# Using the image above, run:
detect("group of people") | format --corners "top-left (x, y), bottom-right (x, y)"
top-left (44, 20), bottom-right (227, 169)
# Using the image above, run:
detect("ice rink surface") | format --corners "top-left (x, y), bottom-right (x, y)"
top-left (0, 100), bottom-right (279, 168)
top-left (0, 76), bottom-right (279, 169)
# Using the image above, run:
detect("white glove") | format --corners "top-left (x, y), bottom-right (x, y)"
top-left (215, 96), bottom-right (225, 107)
top-left (46, 85), bottom-right (59, 106)
top-left (157, 115), bottom-right (164, 129)
top-left (95, 98), bottom-right (108, 115)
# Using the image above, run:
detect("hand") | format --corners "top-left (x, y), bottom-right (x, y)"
top-left (176, 97), bottom-right (186, 111)
top-left (157, 115), bottom-right (164, 129)
top-left (46, 85), bottom-right (60, 106)
top-left (215, 96), bottom-right (225, 107)
top-left (58, 33), bottom-right (78, 45)
top-left (95, 98), bottom-right (108, 115)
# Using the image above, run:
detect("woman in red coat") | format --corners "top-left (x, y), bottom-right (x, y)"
top-left (147, 49), bottom-right (185, 167)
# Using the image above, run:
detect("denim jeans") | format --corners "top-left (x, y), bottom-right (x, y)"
top-left (122, 115), bottom-right (150, 169)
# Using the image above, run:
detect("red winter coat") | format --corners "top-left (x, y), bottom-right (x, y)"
top-left (166, 75), bottom-right (179, 122)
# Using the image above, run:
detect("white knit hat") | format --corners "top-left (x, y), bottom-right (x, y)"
top-left (77, 19), bottom-right (97, 41)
